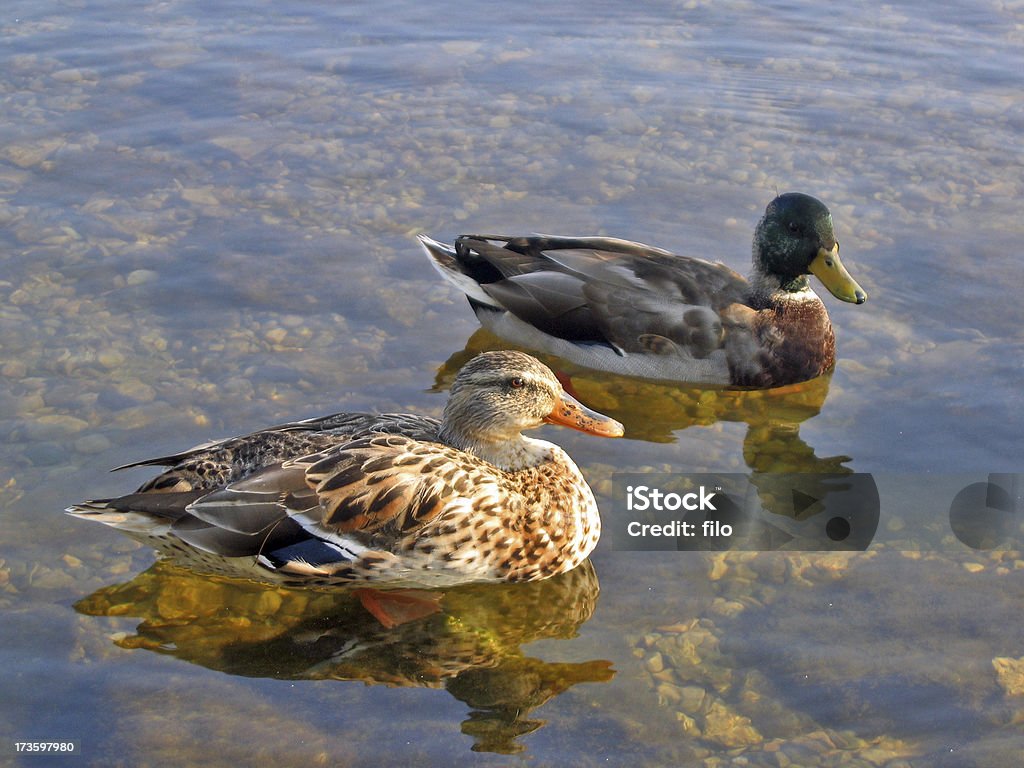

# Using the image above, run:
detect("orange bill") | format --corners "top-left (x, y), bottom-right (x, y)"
top-left (544, 391), bottom-right (624, 437)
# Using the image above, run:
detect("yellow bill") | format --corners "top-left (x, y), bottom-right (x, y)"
top-left (809, 244), bottom-right (867, 304)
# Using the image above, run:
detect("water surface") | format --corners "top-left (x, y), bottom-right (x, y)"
top-left (2, 0), bottom-right (1023, 765)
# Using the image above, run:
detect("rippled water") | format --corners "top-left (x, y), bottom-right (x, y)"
top-left (2, 0), bottom-right (1023, 765)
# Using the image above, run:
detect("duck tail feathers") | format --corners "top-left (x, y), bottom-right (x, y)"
top-left (417, 234), bottom-right (502, 309)
top-left (66, 491), bottom-right (205, 521)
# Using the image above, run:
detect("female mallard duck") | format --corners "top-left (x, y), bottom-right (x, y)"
top-left (68, 351), bottom-right (623, 587)
top-left (420, 193), bottom-right (867, 388)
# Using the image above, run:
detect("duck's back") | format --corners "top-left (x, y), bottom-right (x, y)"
top-left (124, 412), bottom-right (443, 493)
top-left (423, 233), bottom-right (752, 382)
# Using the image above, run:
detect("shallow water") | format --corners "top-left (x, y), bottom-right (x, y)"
top-left (2, 0), bottom-right (1023, 765)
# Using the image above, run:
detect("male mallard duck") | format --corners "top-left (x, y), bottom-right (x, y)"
top-left (420, 193), bottom-right (867, 387)
top-left (68, 351), bottom-right (623, 587)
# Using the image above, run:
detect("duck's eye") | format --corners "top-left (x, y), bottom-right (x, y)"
top-left (509, 377), bottom-right (525, 389)
top-left (787, 221), bottom-right (800, 233)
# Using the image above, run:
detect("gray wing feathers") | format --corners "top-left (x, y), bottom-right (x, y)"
top-left (422, 232), bottom-right (751, 362)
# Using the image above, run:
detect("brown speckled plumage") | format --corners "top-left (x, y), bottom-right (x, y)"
top-left (68, 351), bottom-right (622, 587)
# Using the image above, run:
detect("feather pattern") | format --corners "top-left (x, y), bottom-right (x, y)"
top-left (68, 351), bottom-right (623, 587)
top-left (420, 193), bottom-right (867, 387)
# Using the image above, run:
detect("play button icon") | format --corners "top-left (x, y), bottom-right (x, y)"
top-left (744, 473), bottom-right (880, 550)
top-left (792, 489), bottom-right (820, 516)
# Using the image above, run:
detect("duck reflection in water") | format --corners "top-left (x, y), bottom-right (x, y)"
top-left (76, 559), bottom-right (612, 755)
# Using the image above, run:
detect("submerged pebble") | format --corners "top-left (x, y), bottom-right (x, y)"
top-left (992, 656), bottom-right (1024, 697)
